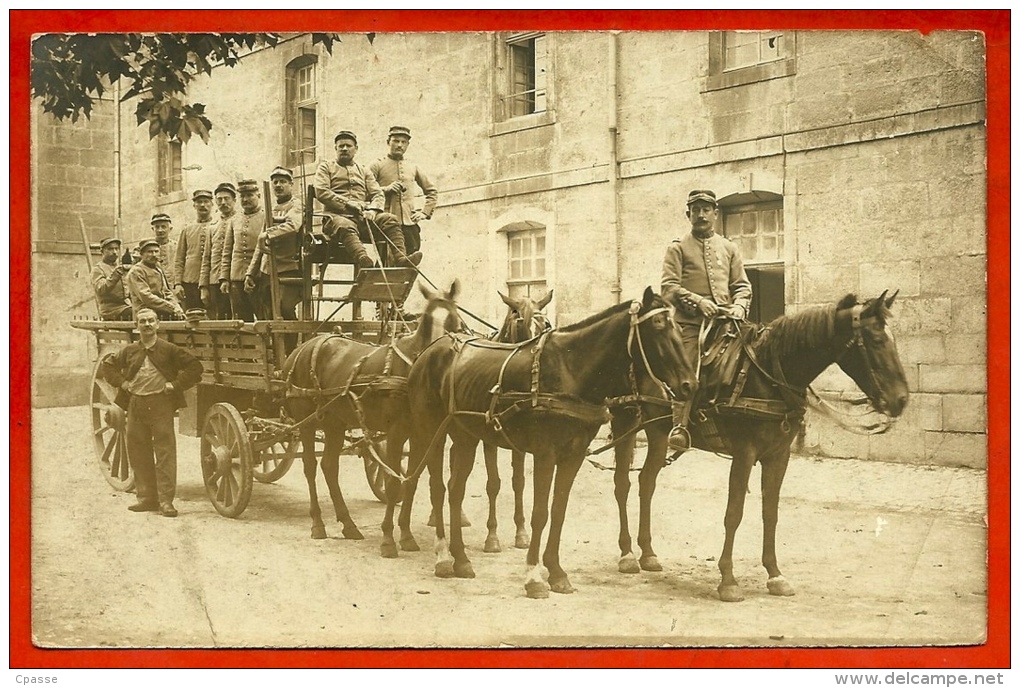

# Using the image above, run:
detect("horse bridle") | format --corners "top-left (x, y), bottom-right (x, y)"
top-left (626, 301), bottom-right (679, 402)
top-left (833, 304), bottom-right (888, 413)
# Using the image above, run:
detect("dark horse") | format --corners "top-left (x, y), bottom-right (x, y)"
top-left (280, 281), bottom-right (462, 541)
top-left (611, 291), bottom-right (909, 601)
top-left (481, 289), bottom-right (553, 553)
top-left (406, 288), bottom-right (697, 598)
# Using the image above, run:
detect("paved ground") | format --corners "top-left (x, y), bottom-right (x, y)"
top-left (29, 405), bottom-right (987, 648)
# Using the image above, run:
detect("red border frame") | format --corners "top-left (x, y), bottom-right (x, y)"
top-left (10, 10), bottom-right (1009, 669)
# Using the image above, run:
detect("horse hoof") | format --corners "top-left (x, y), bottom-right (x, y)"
top-left (525, 580), bottom-right (550, 599)
top-left (640, 555), bottom-right (663, 572)
top-left (718, 584), bottom-right (745, 603)
top-left (400, 537), bottom-right (420, 552)
top-left (311, 526), bottom-right (327, 540)
top-left (618, 554), bottom-right (640, 574)
top-left (380, 542), bottom-right (398, 559)
top-left (483, 535), bottom-right (502, 554)
top-left (342, 526), bottom-right (365, 540)
top-left (767, 576), bottom-right (796, 597)
top-left (435, 561), bottom-right (456, 579)
top-left (454, 561), bottom-right (476, 579)
top-left (514, 531), bottom-right (530, 549)
top-left (550, 577), bottom-right (575, 595)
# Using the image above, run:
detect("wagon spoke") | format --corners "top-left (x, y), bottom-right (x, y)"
top-left (94, 423), bottom-right (114, 437)
top-left (99, 432), bottom-right (116, 465)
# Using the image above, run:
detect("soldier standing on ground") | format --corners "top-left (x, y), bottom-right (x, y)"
top-left (100, 307), bottom-right (204, 518)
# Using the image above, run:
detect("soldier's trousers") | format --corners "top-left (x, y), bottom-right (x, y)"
top-left (321, 212), bottom-right (408, 266)
top-left (228, 281), bottom-right (257, 321)
top-left (126, 391), bottom-right (177, 507)
top-left (203, 285), bottom-right (224, 320)
top-left (181, 283), bottom-right (203, 311)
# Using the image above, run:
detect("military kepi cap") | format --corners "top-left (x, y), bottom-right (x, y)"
top-left (270, 166), bottom-right (293, 180)
top-left (334, 130), bottom-right (358, 144)
top-left (150, 213), bottom-right (172, 225)
top-left (99, 237), bottom-right (122, 250)
top-left (237, 179), bottom-right (260, 192)
top-left (215, 182), bottom-right (237, 197)
top-left (138, 239), bottom-right (160, 251)
top-left (686, 189), bottom-right (718, 207)
top-left (192, 189), bottom-right (214, 200)
top-left (388, 125), bottom-right (411, 139)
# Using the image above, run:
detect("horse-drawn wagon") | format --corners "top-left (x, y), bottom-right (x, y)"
top-left (72, 185), bottom-right (422, 518)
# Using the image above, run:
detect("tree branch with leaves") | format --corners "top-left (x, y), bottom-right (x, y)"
top-left (31, 32), bottom-right (340, 143)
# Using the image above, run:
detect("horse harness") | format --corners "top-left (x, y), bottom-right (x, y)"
top-left (283, 334), bottom-right (414, 434)
top-left (699, 303), bottom-right (880, 443)
top-left (445, 301), bottom-right (676, 456)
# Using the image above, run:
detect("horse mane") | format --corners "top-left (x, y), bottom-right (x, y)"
top-left (752, 302), bottom-right (840, 362)
top-left (556, 300), bottom-right (635, 333)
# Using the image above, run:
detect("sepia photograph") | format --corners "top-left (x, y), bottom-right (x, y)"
top-left (13, 9), bottom-right (1007, 668)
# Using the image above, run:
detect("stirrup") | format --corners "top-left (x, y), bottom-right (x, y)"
top-left (667, 425), bottom-right (691, 453)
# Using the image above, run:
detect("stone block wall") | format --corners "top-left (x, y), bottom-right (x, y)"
top-left (32, 31), bottom-right (989, 469)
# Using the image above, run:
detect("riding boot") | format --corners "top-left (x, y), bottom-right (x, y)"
top-left (667, 400), bottom-right (693, 453)
top-left (338, 227), bottom-right (374, 268)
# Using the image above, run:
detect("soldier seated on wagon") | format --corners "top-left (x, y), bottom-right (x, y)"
top-left (91, 236), bottom-right (133, 321)
top-left (313, 130), bottom-right (422, 269)
top-left (127, 239), bottom-right (185, 321)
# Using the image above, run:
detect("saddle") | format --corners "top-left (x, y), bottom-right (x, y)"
top-left (697, 320), bottom-right (756, 403)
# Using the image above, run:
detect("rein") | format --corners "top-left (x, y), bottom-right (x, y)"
top-left (805, 305), bottom-right (895, 435)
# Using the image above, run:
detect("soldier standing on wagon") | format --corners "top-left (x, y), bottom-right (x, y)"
top-left (220, 179), bottom-right (264, 321)
top-left (369, 125), bottom-right (438, 260)
top-left (91, 236), bottom-right (133, 321)
top-left (244, 166), bottom-right (303, 322)
top-left (201, 182), bottom-right (237, 319)
top-left (174, 189), bottom-right (215, 311)
top-left (151, 213), bottom-right (177, 287)
top-left (313, 130), bottom-right (420, 269)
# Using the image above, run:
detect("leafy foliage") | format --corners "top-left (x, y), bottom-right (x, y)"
top-left (31, 33), bottom-right (340, 143)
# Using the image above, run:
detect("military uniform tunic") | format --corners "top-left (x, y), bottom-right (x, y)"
top-left (175, 219), bottom-right (213, 286)
top-left (368, 155), bottom-right (438, 225)
top-left (91, 261), bottom-right (132, 320)
top-left (126, 263), bottom-right (180, 319)
top-left (221, 208), bottom-right (265, 282)
top-left (661, 232), bottom-right (752, 326)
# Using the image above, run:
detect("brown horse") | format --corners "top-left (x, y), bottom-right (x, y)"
top-left (280, 280), bottom-right (462, 541)
top-left (481, 289), bottom-right (553, 553)
top-left (406, 288), bottom-right (697, 598)
top-left (611, 291), bottom-right (909, 601)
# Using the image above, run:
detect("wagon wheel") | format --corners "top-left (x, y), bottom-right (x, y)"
top-left (253, 438), bottom-right (297, 484)
top-left (90, 361), bottom-right (134, 491)
top-left (200, 403), bottom-right (254, 518)
top-left (361, 436), bottom-right (406, 504)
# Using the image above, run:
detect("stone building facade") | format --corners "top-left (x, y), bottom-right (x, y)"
top-left (32, 30), bottom-right (987, 467)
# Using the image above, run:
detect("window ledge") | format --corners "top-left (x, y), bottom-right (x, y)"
top-left (705, 58), bottom-right (796, 92)
top-left (491, 109), bottom-right (556, 137)
top-left (155, 191), bottom-right (187, 206)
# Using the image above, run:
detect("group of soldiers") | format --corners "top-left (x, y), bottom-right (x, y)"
top-left (90, 125), bottom-right (439, 323)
